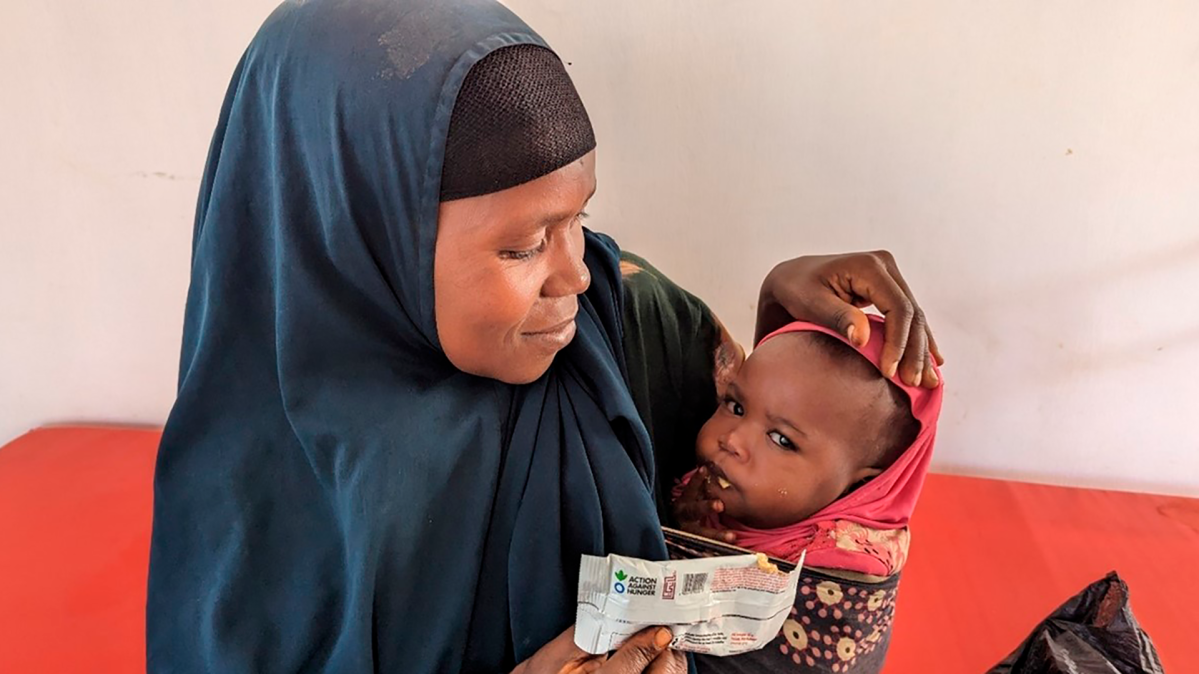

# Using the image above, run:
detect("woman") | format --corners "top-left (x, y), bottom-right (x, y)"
top-left (146, 1), bottom-right (942, 673)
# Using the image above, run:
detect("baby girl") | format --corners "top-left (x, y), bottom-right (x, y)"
top-left (670, 315), bottom-right (943, 673)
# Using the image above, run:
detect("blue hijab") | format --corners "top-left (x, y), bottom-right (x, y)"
top-left (147, 1), bottom-right (667, 671)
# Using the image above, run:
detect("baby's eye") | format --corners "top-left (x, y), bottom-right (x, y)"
top-left (768, 430), bottom-right (795, 450)
top-left (723, 398), bottom-right (744, 416)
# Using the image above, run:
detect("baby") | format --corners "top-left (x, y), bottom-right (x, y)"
top-left (670, 316), bottom-right (943, 672)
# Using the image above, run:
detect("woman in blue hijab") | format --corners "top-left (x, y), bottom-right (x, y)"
top-left (146, 1), bottom-right (943, 672)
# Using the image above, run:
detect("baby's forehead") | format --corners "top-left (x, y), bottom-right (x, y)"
top-left (743, 333), bottom-right (894, 417)
top-left (748, 331), bottom-right (865, 374)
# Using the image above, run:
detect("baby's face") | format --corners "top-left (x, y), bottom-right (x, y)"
top-left (695, 333), bottom-right (891, 529)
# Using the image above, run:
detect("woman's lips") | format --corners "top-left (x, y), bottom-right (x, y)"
top-left (523, 316), bottom-right (577, 349)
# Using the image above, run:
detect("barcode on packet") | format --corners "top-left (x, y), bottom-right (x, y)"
top-left (681, 572), bottom-right (709, 595)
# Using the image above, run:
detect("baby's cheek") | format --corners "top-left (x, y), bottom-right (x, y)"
top-left (733, 485), bottom-right (777, 521)
top-left (722, 495), bottom-right (751, 523)
top-left (758, 483), bottom-right (810, 527)
top-left (694, 425), bottom-right (721, 462)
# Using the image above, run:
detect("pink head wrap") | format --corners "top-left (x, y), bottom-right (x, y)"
top-left (682, 315), bottom-right (944, 575)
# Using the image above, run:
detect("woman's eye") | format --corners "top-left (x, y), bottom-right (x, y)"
top-left (500, 239), bottom-right (547, 261)
top-left (564, 211), bottom-right (588, 233)
top-left (768, 431), bottom-right (795, 450)
top-left (723, 398), bottom-right (744, 416)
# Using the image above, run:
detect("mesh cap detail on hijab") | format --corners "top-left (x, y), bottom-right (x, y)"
top-left (440, 44), bottom-right (596, 201)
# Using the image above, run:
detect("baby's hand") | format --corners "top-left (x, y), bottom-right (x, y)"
top-left (672, 466), bottom-right (737, 544)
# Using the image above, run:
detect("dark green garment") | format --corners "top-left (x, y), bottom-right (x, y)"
top-left (620, 251), bottom-right (725, 527)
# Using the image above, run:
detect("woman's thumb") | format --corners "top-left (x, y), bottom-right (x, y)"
top-left (603, 627), bottom-right (673, 673)
top-left (803, 294), bottom-right (870, 348)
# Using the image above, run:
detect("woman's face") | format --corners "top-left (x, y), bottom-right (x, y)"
top-left (434, 150), bottom-right (596, 384)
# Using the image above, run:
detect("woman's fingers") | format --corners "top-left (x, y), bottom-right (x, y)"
top-left (758, 252), bottom-right (944, 383)
top-left (509, 620), bottom-right (683, 673)
top-left (834, 252), bottom-right (945, 386)
top-left (599, 627), bottom-right (674, 673)
top-left (578, 658), bottom-right (607, 674)
top-left (796, 289), bottom-right (873, 349)
top-left (832, 251), bottom-right (933, 386)
top-left (876, 252), bottom-right (944, 386)
top-left (644, 650), bottom-right (688, 674)
top-left (845, 256), bottom-right (915, 379)
top-left (920, 326), bottom-right (943, 389)
top-left (927, 325), bottom-right (945, 367)
top-left (898, 308), bottom-right (928, 387)
top-left (922, 354), bottom-right (940, 388)
top-left (511, 625), bottom-right (606, 674)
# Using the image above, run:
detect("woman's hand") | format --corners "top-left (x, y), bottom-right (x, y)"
top-left (672, 466), bottom-right (736, 544)
top-left (511, 625), bottom-right (685, 674)
top-left (756, 251), bottom-right (944, 388)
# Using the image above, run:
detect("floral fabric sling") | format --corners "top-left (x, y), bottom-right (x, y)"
top-left (665, 529), bottom-right (899, 674)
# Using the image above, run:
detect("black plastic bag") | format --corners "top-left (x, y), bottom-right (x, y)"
top-left (988, 572), bottom-right (1164, 674)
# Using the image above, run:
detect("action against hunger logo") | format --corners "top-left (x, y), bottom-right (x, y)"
top-left (614, 568), bottom-right (657, 596)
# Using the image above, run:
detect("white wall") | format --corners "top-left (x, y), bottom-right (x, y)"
top-left (2, 1), bottom-right (1197, 495)
top-left (508, 0), bottom-right (1199, 496)
top-left (0, 1), bottom-right (278, 441)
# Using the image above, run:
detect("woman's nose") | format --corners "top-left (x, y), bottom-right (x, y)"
top-left (543, 231), bottom-right (590, 298)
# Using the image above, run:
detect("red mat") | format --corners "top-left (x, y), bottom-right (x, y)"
top-left (889, 472), bottom-right (1198, 672)
top-left (1, 426), bottom-right (1195, 672)
top-left (0, 427), bottom-right (159, 673)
